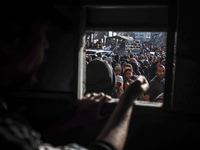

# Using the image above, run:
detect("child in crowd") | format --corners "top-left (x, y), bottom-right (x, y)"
top-left (123, 67), bottom-right (134, 91)
top-left (115, 75), bottom-right (124, 98)
top-left (114, 65), bottom-right (122, 76)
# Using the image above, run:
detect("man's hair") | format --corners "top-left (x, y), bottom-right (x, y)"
top-left (156, 65), bottom-right (165, 71)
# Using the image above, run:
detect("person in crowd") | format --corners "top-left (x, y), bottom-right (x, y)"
top-left (112, 54), bottom-right (121, 69)
top-left (86, 55), bottom-right (93, 65)
top-left (142, 66), bottom-right (149, 80)
top-left (91, 55), bottom-right (97, 60)
top-left (0, 4), bottom-right (150, 150)
top-left (142, 60), bottom-right (151, 80)
top-left (156, 62), bottom-right (163, 68)
top-left (125, 63), bottom-right (138, 80)
top-left (123, 67), bottom-right (134, 91)
top-left (150, 56), bottom-right (161, 80)
top-left (126, 63), bottom-right (133, 73)
top-left (129, 58), bottom-right (141, 75)
top-left (114, 64), bottom-right (122, 76)
top-left (144, 65), bottom-right (165, 102)
top-left (122, 55), bottom-right (128, 62)
top-left (121, 61), bottom-right (127, 76)
top-left (115, 75), bottom-right (124, 98)
top-left (129, 54), bottom-right (134, 59)
top-left (86, 59), bottom-right (116, 97)
top-left (126, 49), bottom-right (131, 56)
top-left (104, 56), bottom-right (112, 66)
top-left (141, 55), bottom-right (149, 64)
top-left (149, 55), bottom-right (154, 65)
top-left (96, 52), bottom-right (103, 61)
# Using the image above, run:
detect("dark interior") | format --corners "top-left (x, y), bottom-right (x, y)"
top-left (1, 0), bottom-right (200, 149)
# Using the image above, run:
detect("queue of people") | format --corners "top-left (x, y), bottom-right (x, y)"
top-left (86, 47), bottom-right (167, 103)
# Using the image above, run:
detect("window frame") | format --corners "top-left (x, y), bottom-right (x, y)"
top-left (77, 3), bottom-right (178, 110)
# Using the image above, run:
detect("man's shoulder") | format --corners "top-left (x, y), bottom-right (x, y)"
top-left (149, 76), bottom-right (161, 87)
top-left (149, 76), bottom-right (158, 83)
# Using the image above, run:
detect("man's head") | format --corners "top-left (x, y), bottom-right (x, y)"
top-left (156, 65), bottom-right (165, 81)
top-left (114, 54), bottom-right (120, 61)
top-left (0, 4), bottom-right (72, 89)
top-left (156, 56), bottom-right (161, 62)
top-left (86, 60), bottom-right (116, 96)
top-left (0, 5), bottom-right (49, 89)
top-left (97, 52), bottom-right (102, 57)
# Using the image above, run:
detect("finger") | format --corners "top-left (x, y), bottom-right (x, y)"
top-left (141, 79), bottom-right (149, 92)
top-left (82, 93), bottom-right (91, 100)
top-left (136, 75), bottom-right (145, 83)
top-left (92, 93), bottom-right (107, 102)
top-left (104, 94), bottom-right (112, 101)
top-left (137, 75), bottom-right (149, 92)
top-left (98, 92), bottom-right (105, 97)
top-left (87, 92), bottom-right (99, 101)
top-left (99, 95), bottom-right (112, 105)
top-left (81, 92), bottom-right (112, 102)
top-left (81, 92), bottom-right (99, 101)
top-left (96, 93), bottom-right (112, 102)
top-left (90, 92), bottom-right (98, 97)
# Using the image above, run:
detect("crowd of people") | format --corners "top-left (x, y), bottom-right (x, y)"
top-left (86, 46), bottom-right (167, 103)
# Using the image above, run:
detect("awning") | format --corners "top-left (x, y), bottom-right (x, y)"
top-left (107, 35), bottom-right (134, 41)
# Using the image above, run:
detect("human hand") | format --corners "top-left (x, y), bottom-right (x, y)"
top-left (44, 93), bottom-right (112, 142)
top-left (121, 75), bottom-right (149, 102)
top-left (76, 92), bottom-right (112, 124)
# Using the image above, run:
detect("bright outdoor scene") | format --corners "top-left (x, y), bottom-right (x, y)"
top-left (84, 31), bottom-right (168, 103)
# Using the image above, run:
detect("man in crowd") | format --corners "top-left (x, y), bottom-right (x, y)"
top-left (144, 65), bottom-right (165, 102)
top-left (149, 56), bottom-right (161, 80)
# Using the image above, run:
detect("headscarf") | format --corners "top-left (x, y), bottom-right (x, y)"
top-left (86, 60), bottom-right (116, 96)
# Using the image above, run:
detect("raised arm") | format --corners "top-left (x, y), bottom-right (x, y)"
top-left (93, 75), bottom-right (149, 150)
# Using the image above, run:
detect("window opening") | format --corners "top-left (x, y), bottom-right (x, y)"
top-left (84, 31), bottom-right (168, 106)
